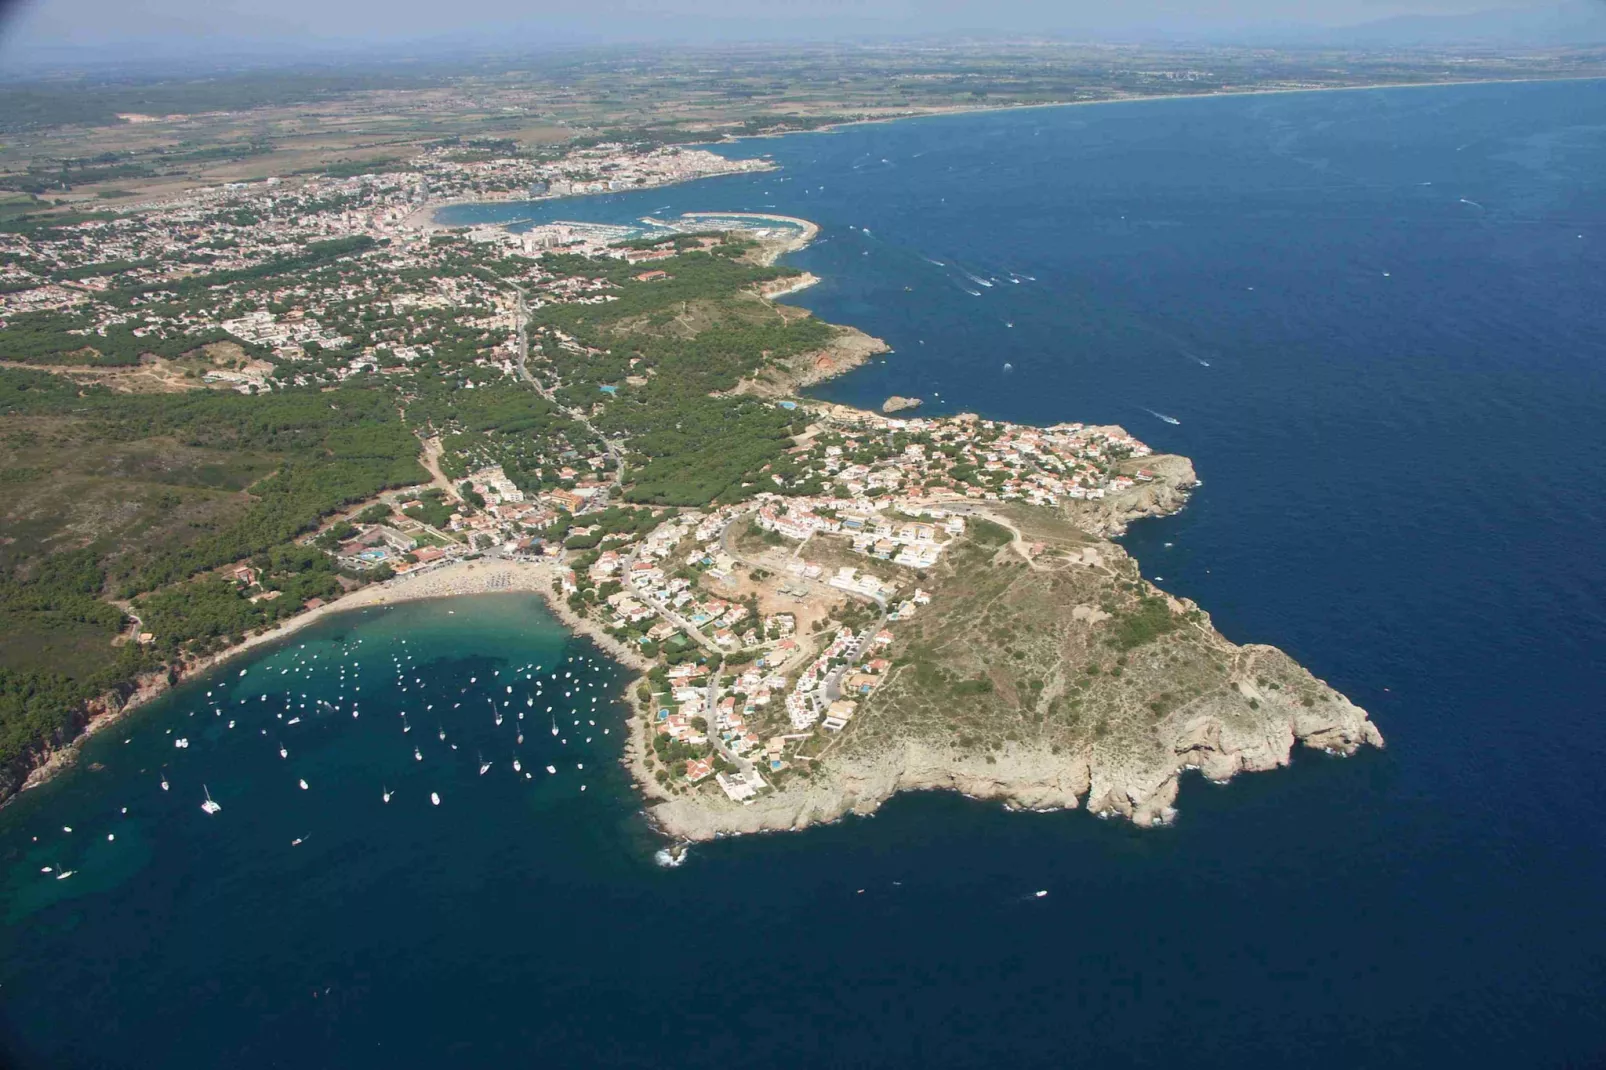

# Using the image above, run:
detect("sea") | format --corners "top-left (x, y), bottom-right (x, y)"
top-left (4, 79), bottom-right (1605, 1068)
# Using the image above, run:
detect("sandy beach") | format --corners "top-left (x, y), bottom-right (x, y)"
top-left (12, 557), bottom-right (653, 798)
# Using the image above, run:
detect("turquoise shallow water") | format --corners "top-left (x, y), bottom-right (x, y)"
top-left (0, 595), bottom-right (661, 1065)
top-left (6, 80), bottom-right (1606, 1067)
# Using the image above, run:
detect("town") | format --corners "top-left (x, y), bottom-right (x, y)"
top-left (0, 135), bottom-right (1160, 809)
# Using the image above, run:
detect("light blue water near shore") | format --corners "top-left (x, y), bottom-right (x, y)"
top-left (6, 80), bottom-right (1606, 1068)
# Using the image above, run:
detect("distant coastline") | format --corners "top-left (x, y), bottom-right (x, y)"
top-left (410, 73), bottom-right (1606, 234)
top-left (736, 73), bottom-right (1606, 142)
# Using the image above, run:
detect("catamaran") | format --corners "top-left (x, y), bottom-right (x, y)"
top-left (201, 785), bottom-right (222, 814)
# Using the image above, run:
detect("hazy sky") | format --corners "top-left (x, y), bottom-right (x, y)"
top-left (0, 0), bottom-right (1586, 53)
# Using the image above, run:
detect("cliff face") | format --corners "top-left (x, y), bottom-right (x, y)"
top-left (1, 688), bottom-right (125, 804)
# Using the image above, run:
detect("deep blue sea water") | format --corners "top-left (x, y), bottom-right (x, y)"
top-left (6, 80), bottom-right (1606, 1068)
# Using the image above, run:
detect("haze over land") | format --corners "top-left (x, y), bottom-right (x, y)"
top-left (4, 0), bottom-right (1606, 64)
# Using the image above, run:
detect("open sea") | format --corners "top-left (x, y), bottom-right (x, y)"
top-left (5, 79), bottom-right (1606, 1068)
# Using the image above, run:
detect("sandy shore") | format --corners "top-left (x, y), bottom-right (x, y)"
top-left (11, 558), bottom-right (652, 800)
top-left (400, 197), bottom-right (527, 233)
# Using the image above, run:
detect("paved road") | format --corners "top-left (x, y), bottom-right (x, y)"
top-left (715, 510), bottom-right (890, 724)
top-left (510, 283), bottom-right (628, 491)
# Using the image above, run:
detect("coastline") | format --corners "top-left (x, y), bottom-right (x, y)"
top-left (402, 162), bottom-right (783, 233)
top-left (394, 77), bottom-right (1606, 237)
top-left (6, 200), bottom-right (828, 805)
top-left (723, 73), bottom-right (1606, 144)
top-left (9, 558), bottom-right (627, 802)
top-left (10, 139), bottom-right (1390, 837)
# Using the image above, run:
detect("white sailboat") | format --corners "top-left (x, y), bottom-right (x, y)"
top-left (298, 779), bottom-right (309, 790)
top-left (512, 758), bottom-right (521, 773)
top-left (201, 785), bottom-right (222, 814)
top-left (550, 714), bottom-right (558, 737)
top-left (279, 744), bottom-right (288, 759)
top-left (430, 792), bottom-right (441, 806)
top-left (478, 753), bottom-right (492, 776)
top-left (382, 786), bottom-right (393, 803)
top-left (160, 774), bottom-right (170, 791)
top-left (414, 747), bottom-right (423, 761)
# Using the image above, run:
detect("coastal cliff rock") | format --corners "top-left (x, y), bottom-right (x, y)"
top-left (640, 452), bottom-right (1381, 842)
top-left (648, 642), bottom-right (1381, 841)
top-left (733, 324), bottom-right (892, 398)
top-left (1066, 449), bottom-right (1198, 538)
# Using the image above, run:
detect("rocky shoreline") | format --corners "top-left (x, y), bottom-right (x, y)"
top-left (6, 206), bottom-right (1385, 846)
top-left (635, 452), bottom-right (1383, 842)
top-left (646, 663), bottom-right (1382, 841)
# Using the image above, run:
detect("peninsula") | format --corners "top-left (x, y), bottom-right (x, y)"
top-left (0, 138), bottom-right (1380, 832)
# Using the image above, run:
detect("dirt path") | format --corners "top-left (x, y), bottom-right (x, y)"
top-left (418, 437), bottom-right (461, 501)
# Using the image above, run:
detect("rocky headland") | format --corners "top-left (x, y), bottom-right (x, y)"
top-left (635, 441), bottom-right (1383, 841)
